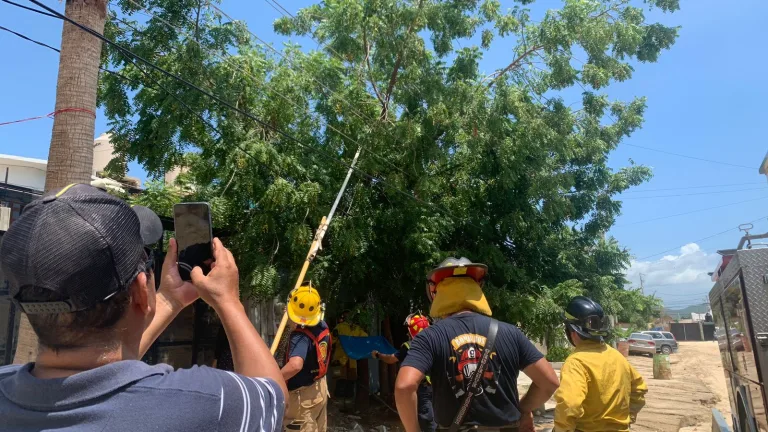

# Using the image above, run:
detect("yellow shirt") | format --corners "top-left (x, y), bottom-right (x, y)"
top-left (554, 341), bottom-right (647, 432)
top-left (332, 322), bottom-right (368, 368)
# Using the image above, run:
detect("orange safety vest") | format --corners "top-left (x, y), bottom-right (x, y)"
top-left (286, 327), bottom-right (332, 380)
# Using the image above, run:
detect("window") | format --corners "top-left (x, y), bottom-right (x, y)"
top-left (630, 333), bottom-right (651, 340)
top-left (0, 200), bottom-right (8, 208)
top-left (662, 332), bottom-right (674, 340)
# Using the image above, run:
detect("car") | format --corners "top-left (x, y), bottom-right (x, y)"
top-left (628, 333), bottom-right (656, 356)
top-left (642, 330), bottom-right (678, 355)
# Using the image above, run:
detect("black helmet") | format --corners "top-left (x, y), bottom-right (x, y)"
top-left (425, 257), bottom-right (488, 302)
top-left (562, 296), bottom-right (608, 344)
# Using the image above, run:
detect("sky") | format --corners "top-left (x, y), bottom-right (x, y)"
top-left (1, 0), bottom-right (767, 310)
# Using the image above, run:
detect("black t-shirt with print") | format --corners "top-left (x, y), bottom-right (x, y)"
top-left (401, 312), bottom-right (544, 427)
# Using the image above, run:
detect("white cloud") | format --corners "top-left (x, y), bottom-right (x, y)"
top-left (625, 243), bottom-right (720, 308)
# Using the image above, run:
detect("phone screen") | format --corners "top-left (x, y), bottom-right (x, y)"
top-left (173, 203), bottom-right (213, 281)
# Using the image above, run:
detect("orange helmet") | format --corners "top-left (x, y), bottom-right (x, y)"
top-left (405, 313), bottom-right (430, 339)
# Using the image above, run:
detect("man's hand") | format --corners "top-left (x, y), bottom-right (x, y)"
top-left (519, 411), bottom-right (535, 432)
top-left (190, 238), bottom-right (240, 310)
top-left (371, 350), bottom-right (379, 359)
top-left (158, 238), bottom-right (199, 311)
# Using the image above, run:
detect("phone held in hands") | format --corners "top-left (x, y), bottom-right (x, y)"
top-left (173, 202), bottom-right (214, 281)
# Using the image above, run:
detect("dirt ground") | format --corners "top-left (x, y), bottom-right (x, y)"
top-left (632, 341), bottom-right (730, 432)
top-left (328, 341), bottom-right (731, 432)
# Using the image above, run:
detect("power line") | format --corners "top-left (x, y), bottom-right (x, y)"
top-left (619, 187), bottom-right (768, 200)
top-left (615, 196), bottom-right (768, 227)
top-left (637, 215), bottom-right (768, 261)
top-left (0, 21), bottom-right (289, 181)
top-left (624, 143), bottom-right (755, 171)
top-left (209, 1), bottom-right (418, 178)
top-left (22, 0), bottom-right (484, 234)
top-left (621, 181), bottom-right (765, 193)
top-left (264, 0), bottom-right (293, 18)
top-left (120, 0), bottom-right (410, 179)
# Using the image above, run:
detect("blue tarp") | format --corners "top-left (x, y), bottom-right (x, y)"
top-left (337, 336), bottom-right (397, 360)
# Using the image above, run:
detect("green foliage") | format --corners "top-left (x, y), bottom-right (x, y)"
top-left (546, 345), bottom-right (572, 362)
top-left (611, 326), bottom-right (636, 341)
top-left (615, 288), bottom-right (663, 328)
top-left (99, 0), bottom-right (680, 327)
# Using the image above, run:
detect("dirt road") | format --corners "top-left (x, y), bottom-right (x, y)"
top-left (631, 341), bottom-right (730, 432)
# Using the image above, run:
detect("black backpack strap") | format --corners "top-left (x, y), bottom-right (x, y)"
top-left (449, 319), bottom-right (499, 432)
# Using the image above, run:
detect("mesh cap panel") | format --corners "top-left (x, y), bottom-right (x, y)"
top-left (0, 184), bottom-right (156, 313)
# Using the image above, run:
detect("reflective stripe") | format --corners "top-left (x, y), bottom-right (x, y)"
top-left (55, 183), bottom-right (77, 197)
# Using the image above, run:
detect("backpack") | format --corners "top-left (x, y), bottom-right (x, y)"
top-left (286, 327), bottom-right (332, 380)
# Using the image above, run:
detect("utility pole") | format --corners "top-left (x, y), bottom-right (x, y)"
top-left (13, 0), bottom-right (108, 365)
top-left (639, 273), bottom-right (645, 294)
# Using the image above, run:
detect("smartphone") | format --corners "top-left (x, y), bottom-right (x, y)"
top-left (173, 202), bottom-right (213, 281)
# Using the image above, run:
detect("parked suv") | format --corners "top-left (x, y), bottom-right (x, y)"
top-left (642, 330), bottom-right (678, 355)
top-left (628, 333), bottom-right (656, 356)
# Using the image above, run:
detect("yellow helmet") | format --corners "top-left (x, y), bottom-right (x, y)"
top-left (287, 281), bottom-right (322, 326)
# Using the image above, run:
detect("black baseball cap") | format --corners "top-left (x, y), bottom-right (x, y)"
top-left (0, 183), bottom-right (163, 314)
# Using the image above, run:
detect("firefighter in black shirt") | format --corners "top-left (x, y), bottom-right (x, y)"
top-left (372, 313), bottom-right (436, 432)
top-left (394, 258), bottom-right (560, 432)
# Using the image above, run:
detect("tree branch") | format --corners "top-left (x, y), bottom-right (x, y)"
top-left (487, 44), bottom-right (543, 89)
top-left (381, 0), bottom-right (425, 120)
top-left (363, 26), bottom-right (386, 110)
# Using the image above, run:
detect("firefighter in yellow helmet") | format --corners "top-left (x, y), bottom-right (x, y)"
top-left (281, 282), bottom-right (331, 432)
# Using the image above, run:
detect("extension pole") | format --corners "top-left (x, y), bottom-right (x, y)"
top-left (270, 147), bottom-right (362, 354)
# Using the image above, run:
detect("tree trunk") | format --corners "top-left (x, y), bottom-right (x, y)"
top-left (13, 0), bottom-right (107, 365)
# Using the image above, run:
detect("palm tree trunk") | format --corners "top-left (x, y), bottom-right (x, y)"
top-left (13, 0), bottom-right (107, 365)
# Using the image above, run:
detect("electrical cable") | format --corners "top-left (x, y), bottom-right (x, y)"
top-left (20, 0), bottom-right (484, 233)
top-left (623, 143), bottom-right (755, 171)
top-left (621, 181), bottom-right (765, 193)
top-left (0, 21), bottom-right (289, 180)
top-left (117, 0), bottom-right (409, 180)
top-left (0, 0), bottom-right (54, 17)
top-left (619, 187), bottom-right (768, 200)
top-left (206, 1), bottom-right (416, 178)
top-left (614, 196), bottom-right (768, 227)
top-left (637, 215), bottom-right (768, 261)
top-left (263, 0), bottom-right (292, 18)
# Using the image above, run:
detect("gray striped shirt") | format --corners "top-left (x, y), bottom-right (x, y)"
top-left (0, 361), bottom-right (284, 431)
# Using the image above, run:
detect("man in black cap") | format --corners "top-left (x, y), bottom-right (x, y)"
top-left (0, 184), bottom-right (287, 431)
top-left (395, 258), bottom-right (559, 432)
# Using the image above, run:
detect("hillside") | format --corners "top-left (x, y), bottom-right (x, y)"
top-left (663, 303), bottom-right (709, 319)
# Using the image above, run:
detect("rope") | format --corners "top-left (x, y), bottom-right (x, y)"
top-left (0, 108), bottom-right (97, 127)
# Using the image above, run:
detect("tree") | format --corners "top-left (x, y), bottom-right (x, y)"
top-left (14, 0), bottom-right (109, 365)
top-left (99, 0), bottom-right (680, 338)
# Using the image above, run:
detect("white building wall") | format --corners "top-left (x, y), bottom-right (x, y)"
top-left (0, 155), bottom-right (46, 191)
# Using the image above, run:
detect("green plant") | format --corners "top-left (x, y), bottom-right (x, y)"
top-left (612, 327), bottom-right (636, 341)
top-left (546, 345), bottom-right (573, 362)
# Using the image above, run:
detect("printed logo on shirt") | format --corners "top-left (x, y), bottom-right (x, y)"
top-left (319, 341), bottom-right (328, 362)
top-left (448, 333), bottom-right (500, 398)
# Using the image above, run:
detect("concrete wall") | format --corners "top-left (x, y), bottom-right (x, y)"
top-left (92, 133), bottom-right (115, 175)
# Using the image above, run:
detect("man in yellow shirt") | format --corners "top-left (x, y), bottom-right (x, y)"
top-left (331, 309), bottom-right (368, 411)
top-left (554, 296), bottom-right (648, 432)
